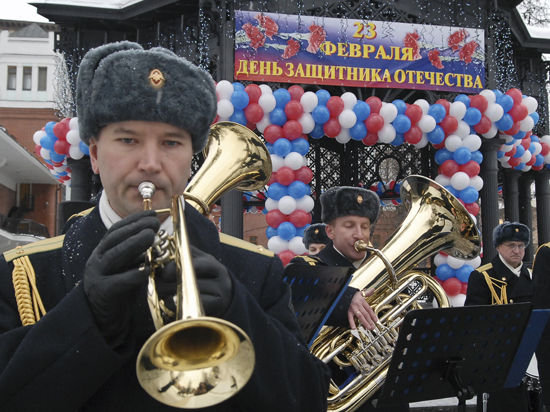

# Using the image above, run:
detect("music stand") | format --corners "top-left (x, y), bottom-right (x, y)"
top-left (284, 264), bottom-right (353, 346)
top-left (378, 303), bottom-right (549, 412)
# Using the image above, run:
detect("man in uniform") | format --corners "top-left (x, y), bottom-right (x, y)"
top-left (303, 223), bottom-right (329, 255)
top-left (465, 221), bottom-right (536, 411)
top-left (0, 41), bottom-right (330, 411)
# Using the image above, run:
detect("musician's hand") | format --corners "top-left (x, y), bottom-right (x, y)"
top-left (83, 210), bottom-right (159, 348)
top-left (348, 288), bottom-right (377, 330)
top-left (191, 245), bottom-right (233, 316)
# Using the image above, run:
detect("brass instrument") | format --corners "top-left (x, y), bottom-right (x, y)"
top-left (136, 121), bottom-right (272, 409)
top-left (310, 175), bottom-right (481, 412)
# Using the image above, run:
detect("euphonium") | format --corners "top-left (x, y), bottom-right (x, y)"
top-left (135, 121), bottom-right (272, 409)
top-left (310, 175), bottom-right (481, 412)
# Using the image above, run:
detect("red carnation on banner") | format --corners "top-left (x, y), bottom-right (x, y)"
top-left (459, 41), bottom-right (479, 64)
top-left (428, 49), bottom-right (444, 69)
top-left (255, 14), bottom-right (278, 38)
top-left (307, 25), bottom-right (326, 53)
top-left (282, 39), bottom-right (301, 59)
top-left (403, 31), bottom-right (421, 60)
top-left (447, 29), bottom-right (467, 51)
top-left (242, 23), bottom-right (266, 50)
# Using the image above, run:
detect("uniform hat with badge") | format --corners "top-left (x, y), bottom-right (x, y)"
top-left (320, 186), bottom-right (380, 224)
top-left (303, 223), bottom-right (329, 248)
top-left (493, 221), bottom-right (530, 247)
top-left (76, 41), bottom-right (217, 153)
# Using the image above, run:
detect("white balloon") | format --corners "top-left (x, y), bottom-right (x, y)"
top-left (256, 115), bottom-right (271, 133)
top-left (522, 165), bottom-right (532, 172)
top-left (435, 174), bottom-right (451, 187)
top-left (448, 293), bottom-right (466, 307)
top-left (470, 175), bottom-right (484, 191)
top-left (414, 99), bottom-right (430, 114)
top-left (434, 253), bottom-right (447, 266)
top-left (541, 135), bottom-right (550, 145)
top-left (448, 256), bottom-right (466, 269)
top-left (380, 103), bottom-right (398, 123)
top-left (300, 91), bottom-right (318, 113)
top-left (465, 255), bottom-right (482, 269)
top-left (338, 109), bottom-right (357, 128)
top-left (519, 115), bottom-right (535, 132)
top-left (217, 99), bottom-right (234, 119)
top-left (450, 171), bottom-right (470, 191)
top-left (378, 124), bottom-right (396, 143)
top-left (521, 151), bottom-right (532, 164)
top-left (485, 103), bottom-right (504, 122)
top-left (284, 152), bottom-right (304, 170)
top-left (33, 130), bottom-right (46, 145)
top-left (270, 154), bottom-right (284, 171)
top-left (267, 236), bottom-right (288, 254)
top-left (66, 129), bottom-right (81, 145)
top-left (296, 195), bottom-right (314, 212)
top-left (414, 134), bottom-right (429, 149)
top-left (289, 236), bottom-right (307, 255)
top-left (298, 113), bottom-right (315, 134)
top-left (463, 134), bottom-right (481, 151)
top-left (341, 92), bottom-right (357, 109)
top-left (216, 80), bottom-right (234, 99)
top-left (501, 161), bottom-right (512, 168)
top-left (479, 89), bottom-right (496, 104)
top-left (335, 128), bottom-right (351, 144)
top-left (258, 94), bottom-right (276, 113)
top-left (68, 145), bottom-right (84, 160)
top-left (455, 120), bottom-right (471, 138)
top-left (532, 142), bottom-right (542, 155)
top-left (40, 147), bottom-right (51, 159)
top-left (69, 117), bottom-right (79, 130)
top-left (278, 195), bottom-right (297, 214)
top-left (418, 115), bottom-right (436, 133)
top-left (265, 197), bottom-right (279, 211)
top-left (522, 96), bottom-right (538, 114)
top-left (444, 135), bottom-right (462, 152)
top-left (259, 84), bottom-right (273, 95)
top-left (482, 125), bottom-right (498, 139)
top-left (449, 101), bottom-right (467, 120)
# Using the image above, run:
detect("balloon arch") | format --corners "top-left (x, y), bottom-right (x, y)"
top-left (32, 82), bottom-right (546, 303)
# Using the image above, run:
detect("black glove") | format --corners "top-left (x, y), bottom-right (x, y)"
top-left (83, 210), bottom-right (160, 348)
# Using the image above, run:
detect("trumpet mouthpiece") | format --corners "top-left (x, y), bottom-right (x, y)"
top-left (138, 182), bottom-right (156, 199)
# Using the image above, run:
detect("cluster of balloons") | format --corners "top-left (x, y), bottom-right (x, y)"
top-left (32, 117), bottom-right (89, 185)
top-left (498, 133), bottom-right (550, 171)
top-left (369, 181), bottom-right (402, 206)
top-left (433, 252), bottom-right (482, 306)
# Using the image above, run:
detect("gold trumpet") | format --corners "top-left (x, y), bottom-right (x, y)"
top-left (135, 121), bottom-right (272, 409)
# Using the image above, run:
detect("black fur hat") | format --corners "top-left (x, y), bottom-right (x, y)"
top-left (320, 186), bottom-right (380, 224)
top-left (303, 223), bottom-right (329, 248)
top-left (76, 41), bottom-right (217, 153)
top-left (493, 221), bottom-right (530, 247)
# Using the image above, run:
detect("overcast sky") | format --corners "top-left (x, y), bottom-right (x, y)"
top-left (2, 0), bottom-right (51, 22)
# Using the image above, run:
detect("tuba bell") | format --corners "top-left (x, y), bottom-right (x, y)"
top-left (309, 175), bottom-right (481, 412)
top-left (135, 121), bottom-right (272, 409)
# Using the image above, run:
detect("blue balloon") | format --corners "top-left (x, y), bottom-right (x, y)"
top-left (513, 145), bottom-right (525, 158)
top-left (265, 142), bottom-right (273, 153)
top-left (312, 105), bottom-right (330, 124)
top-left (454, 94), bottom-right (470, 107)
top-left (392, 99), bottom-right (407, 114)
top-left (232, 82), bottom-right (245, 91)
top-left (315, 89), bottom-right (331, 105)
top-left (427, 125), bottom-right (445, 145)
top-left (273, 138), bottom-right (292, 157)
top-left (497, 150), bottom-right (505, 159)
top-left (353, 101), bottom-right (370, 121)
top-left (350, 122), bottom-right (367, 141)
top-left (80, 141), bottom-right (90, 156)
top-left (428, 104), bottom-right (446, 123)
top-left (463, 107), bottom-right (482, 126)
top-left (40, 134), bottom-right (56, 150)
top-left (531, 112), bottom-right (540, 125)
top-left (514, 162), bottom-right (526, 170)
top-left (267, 182), bottom-right (287, 200)
top-left (50, 151), bottom-right (65, 162)
top-left (445, 185), bottom-right (459, 197)
top-left (436, 264), bottom-right (455, 281)
top-left (434, 148), bottom-right (453, 165)
top-left (535, 154), bottom-right (544, 167)
top-left (455, 265), bottom-right (474, 282)
top-left (497, 94), bottom-right (514, 112)
top-left (288, 181), bottom-right (310, 198)
top-left (229, 110), bottom-right (247, 125)
top-left (453, 147), bottom-right (472, 165)
top-left (531, 135), bottom-right (540, 143)
top-left (266, 226), bottom-right (277, 239)
top-left (292, 138), bottom-right (310, 155)
top-left (529, 143), bottom-right (537, 154)
top-left (44, 121), bottom-right (56, 137)
top-left (278, 221), bottom-right (296, 241)
top-left (471, 150), bottom-right (483, 164)
top-left (493, 89), bottom-right (503, 98)
top-left (390, 134), bottom-right (404, 146)
top-left (495, 113), bottom-right (513, 131)
top-left (513, 131), bottom-right (526, 140)
top-left (310, 123), bottom-right (325, 139)
top-left (296, 225), bottom-right (307, 237)
top-left (230, 90), bottom-right (249, 110)
top-left (393, 114), bottom-right (411, 134)
top-left (458, 187), bottom-right (479, 203)
top-left (273, 88), bottom-right (291, 108)
top-left (269, 108), bottom-right (287, 126)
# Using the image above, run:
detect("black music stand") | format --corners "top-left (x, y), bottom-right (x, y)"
top-left (377, 304), bottom-right (550, 412)
top-left (284, 264), bottom-right (353, 346)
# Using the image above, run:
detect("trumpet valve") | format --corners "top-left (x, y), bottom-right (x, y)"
top-left (138, 181), bottom-right (156, 210)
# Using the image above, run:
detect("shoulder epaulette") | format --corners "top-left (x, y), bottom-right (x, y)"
top-left (477, 263), bottom-right (493, 273)
top-left (219, 232), bottom-right (274, 257)
top-left (67, 207), bottom-right (94, 221)
top-left (3, 235), bottom-right (65, 263)
top-left (293, 255), bottom-right (322, 266)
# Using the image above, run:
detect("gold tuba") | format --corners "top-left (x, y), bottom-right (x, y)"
top-left (309, 175), bottom-right (481, 412)
top-left (135, 121), bottom-right (272, 409)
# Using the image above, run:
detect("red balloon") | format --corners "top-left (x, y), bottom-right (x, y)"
top-left (474, 115), bottom-right (491, 134)
top-left (34, 144), bottom-right (42, 156)
top-left (508, 156), bottom-right (521, 167)
top-left (435, 99), bottom-right (450, 114)
top-left (277, 166), bottom-right (295, 185)
top-left (54, 139), bottom-right (70, 155)
top-left (278, 250), bottom-right (296, 266)
top-left (521, 138), bottom-right (531, 150)
top-left (263, 125), bottom-right (283, 143)
top-left (439, 115), bottom-right (458, 135)
top-left (267, 172), bottom-right (277, 186)
top-left (404, 125), bottom-right (422, 144)
top-left (284, 100), bottom-right (304, 120)
top-left (289, 209), bottom-right (312, 227)
top-left (541, 142), bottom-right (550, 156)
top-left (432, 142), bottom-right (445, 150)
top-left (533, 164), bottom-right (544, 171)
top-left (507, 146), bottom-right (517, 158)
top-left (53, 121), bottom-right (69, 141)
top-left (526, 155), bottom-right (536, 166)
top-left (365, 113), bottom-right (384, 133)
top-left (323, 118), bottom-right (341, 138)
top-left (405, 104), bottom-right (423, 124)
top-left (469, 95), bottom-right (488, 113)
top-left (504, 121), bottom-right (521, 136)
top-left (326, 96), bottom-right (344, 118)
top-left (460, 282), bottom-right (468, 295)
top-left (506, 88), bottom-right (523, 105)
top-left (283, 120), bottom-right (303, 140)
top-left (459, 160), bottom-right (480, 177)
top-left (362, 133), bottom-right (378, 146)
top-left (246, 122), bottom-right (255, 131)
top-left (509, 104), bottom-right (528, 122)
top-left (366, 96), bottom-right (382, 114)
top-left (442, 277), bottom-right (462, 296)
top-left (245, 84), bottom-right (262, 103)
top-left (266, 209), bottom-right (287, 228)
top-left (288, 85), bottom-right (305, 101)
top-left (440, 159), bottom-right (459, 177)
top-left (294, 166), bottom-right (313, 184)
top-left (464, 202), bottom-right (480, 216)
top-left (244, 103), bottom-right (264, 123)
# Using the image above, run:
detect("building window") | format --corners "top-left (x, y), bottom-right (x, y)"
top-left (38, 67), bottom-right (47, 91)
top-left (7, 66), bottom-right (16, 90)
top-left (23, 66), bottom-right (32, 91)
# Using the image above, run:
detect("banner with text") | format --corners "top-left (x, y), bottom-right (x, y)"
top-left (235, 10), bottom-right (485, 93)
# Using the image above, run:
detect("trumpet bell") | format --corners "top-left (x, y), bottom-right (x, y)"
top-left (137, 317), bottom-right (254, 409)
